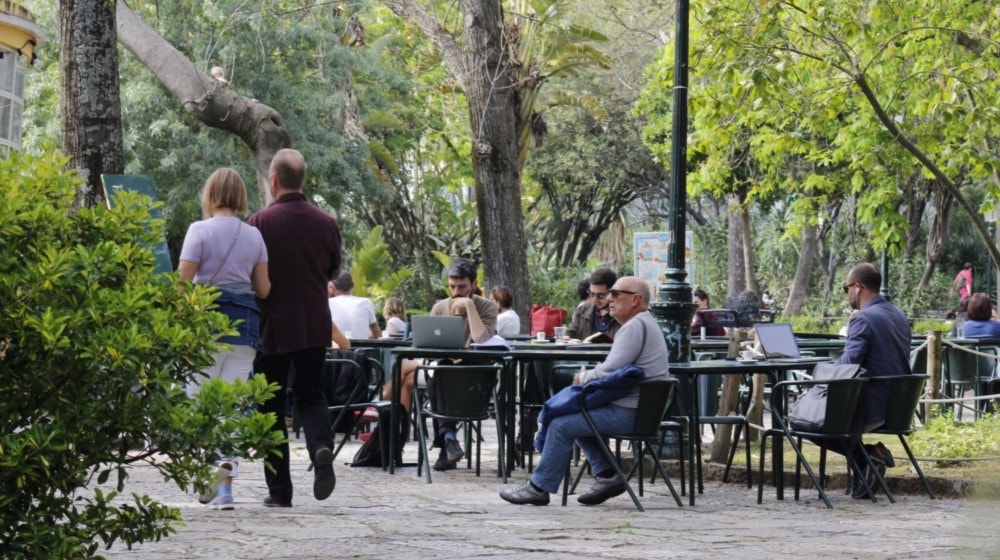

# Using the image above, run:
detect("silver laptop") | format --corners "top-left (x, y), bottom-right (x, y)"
top-left (754, 322), bottom-right (823, 362)
top-left (410, 315), bottom-right (467, 349)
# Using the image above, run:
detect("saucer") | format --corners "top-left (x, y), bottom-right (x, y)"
top-left (736, 358), bottom-right (761, 363)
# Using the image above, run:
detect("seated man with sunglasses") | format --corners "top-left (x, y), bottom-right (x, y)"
top-left (567, 267), bottom-right (622, 341)
top-left (500, 277), bottom-right (671, 506)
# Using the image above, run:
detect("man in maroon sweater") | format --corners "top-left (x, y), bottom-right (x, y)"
top-left (249, 149), bottom-right (342, 507)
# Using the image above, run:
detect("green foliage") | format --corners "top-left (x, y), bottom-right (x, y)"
top-left (911, 319), bottom-right (953, 336)
top-left (527, 255), bottom-right (589, 312)
top-left (910, 410), bottom-right (1000, 462)
top-left (784, 315), bottom-right (839, 336)
top-left (349, 225), bottom-right (413, 306)
top-left (0, 151), bottom-right (282, 559)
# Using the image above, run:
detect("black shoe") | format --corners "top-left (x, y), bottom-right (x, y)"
top-left (263, 495), bottom-right (292, 508)
top-left (445, 439), bottom-right (465, 463)
top-left (577, 476), bottom-right (628, 506)
top-left (313, 447), bottom-right (336, 500)
top-left (433, 449), bottom-right (458, 471)
top-left (865, 442), bottom-right (896, 468)
top-left (851, 460), bottom-right (885, 500)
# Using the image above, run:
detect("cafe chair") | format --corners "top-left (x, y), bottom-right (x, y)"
top-left (322, 350), bottom-right (390, 461)
top-left (563, 378), bottom-right (683, 512)
top-left (757, 376), bottom-right (878, 509)
top-left (943, 345), bottom-right (992, 420)
top-left (868, 374), bottom-right (935, 499)
top-left (412, 363), bottom-right (503, 483)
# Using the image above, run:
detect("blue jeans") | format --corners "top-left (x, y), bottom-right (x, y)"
top-left (530, 404), bottom-right (637, 494)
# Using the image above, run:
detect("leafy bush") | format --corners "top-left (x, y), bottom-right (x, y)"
top-left (909, 409), bottom-right (1000, 463)
top-left (0, 151), bottom-right (283, 559)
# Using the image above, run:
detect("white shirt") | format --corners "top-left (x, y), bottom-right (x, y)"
top-left (328, 295), bottom-right (378, 339)
top-left (496, 309), bottom-right (521, 336)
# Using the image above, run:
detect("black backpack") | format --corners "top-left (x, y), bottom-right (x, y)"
top-left (351, 404), bottom-right (409, 468)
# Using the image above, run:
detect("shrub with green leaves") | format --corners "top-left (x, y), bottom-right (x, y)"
top-left (909, 409), bottom-right (1000, 464)
top-left (0, 151), bottom-right (283, 559)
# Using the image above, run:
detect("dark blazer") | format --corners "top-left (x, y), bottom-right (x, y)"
top-left (249, 192), bottom-right (342, 354)
top-left (837, 295), bottom-right (911, 431)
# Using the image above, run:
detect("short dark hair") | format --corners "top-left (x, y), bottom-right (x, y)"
top-left (333, 270), bottom-right (354, 291)
top-left (964, 262), bottom-right (974, 270)
top-left (447, 258), bottom-right (477, 282)
top-left (967, 293), bottom-right (992, 321)
top-left (589, 267), bottom-right (618, 290)
top-left (848, 263), bottom-right (881, 292)
top-left (577, 279), bottom-right (591, 301)
top-left (491, 285), bottom-right (514, 309)
top-left (694, 288), bottom-right (710, 305)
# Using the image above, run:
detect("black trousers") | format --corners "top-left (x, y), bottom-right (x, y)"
top-left (255, 347), bottom-right (332, 501)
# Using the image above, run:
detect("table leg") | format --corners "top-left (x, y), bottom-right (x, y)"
top-left (687, 373), bottom-right (700, 506)
top-left (388, 356), bottom-right (401, 474)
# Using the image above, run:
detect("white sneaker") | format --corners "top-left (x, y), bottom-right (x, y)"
top-left (208, 494), bottom-right (234, 511)
top-left (361, 407), bottom-right (379, 422)
top-left (198, 465), bottom-right (232, 504)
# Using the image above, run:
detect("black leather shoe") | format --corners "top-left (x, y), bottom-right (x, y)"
top-left (433, 449), bottom-right (457, 471)
top-left (263, 496), bottom-right (292, 508)
top-left (313, 447), bottom-right (336, 500)
top-left (865, 442), bottom-right (896, 468)
top-left (445, 439), bottom-right (465, 463)
top-left (851, 460), bottom-right (885, 500)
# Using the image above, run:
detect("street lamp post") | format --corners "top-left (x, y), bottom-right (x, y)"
top-left (650, 0), bottom-right (697, 364)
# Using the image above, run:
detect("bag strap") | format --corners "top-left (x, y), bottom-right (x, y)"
top-left (207, 221), bottom-right (242, 285)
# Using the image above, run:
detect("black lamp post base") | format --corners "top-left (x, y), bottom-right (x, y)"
top-left (650, 268), bottom-right (697, 365)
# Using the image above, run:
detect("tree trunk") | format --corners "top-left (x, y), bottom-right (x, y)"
top-left (59, 0), bottom-right (124, 210)
top-left (914, 186), bottom-right (954, 310)
top-left (784, 220), bottom-right (818, 316)
top-left (115, 2), bottom-right (291, 207)
top-left (726, 193), bottom-right (746, 296)
top-left (460, 0), bottom-right (530, 324)
top-left (740, 203), bottom-right (759, 295)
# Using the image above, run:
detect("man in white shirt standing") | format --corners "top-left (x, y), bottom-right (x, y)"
top-left (328, 271), bottom-right (382, 340)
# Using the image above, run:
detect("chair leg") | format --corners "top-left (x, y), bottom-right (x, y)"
top-left (590, 435), bottom-right (643, 511)
top-left (859, 445), bottom-right (895, 503)
top-left (413, 391), bottom-right (432, 484)
top-left (757, 430), bottom-right (769, 504)
top-left (644, 441), bottom-right (683, 507)
top-left (898, 434), bottom-right (935, 499)
top-left (784, 433), bottom-right (833, 509)
top-left (793, 436), bottom-right (802, 502)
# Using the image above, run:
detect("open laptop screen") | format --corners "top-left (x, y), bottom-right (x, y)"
top-left (754, 322), bottom-right (802, 359)
top-left (410, 315), bottom-right (466, 349)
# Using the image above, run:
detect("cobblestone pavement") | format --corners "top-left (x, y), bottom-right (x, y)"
top-left (104, 435), bottom-right (1000, 560)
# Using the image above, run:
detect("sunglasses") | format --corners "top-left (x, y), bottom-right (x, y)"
top-left (842, 282), bottom-right (857, 294)
top-left (589, 291), bottom-right (610, 300)
top-left (609, 289), bottom-right (638, 298)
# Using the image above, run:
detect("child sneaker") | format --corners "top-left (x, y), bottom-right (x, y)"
top-left (361, 407), bottom-right (379, 422)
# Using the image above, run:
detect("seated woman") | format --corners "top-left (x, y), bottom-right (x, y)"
top-left (960, 293), bottom-right (1000, 338)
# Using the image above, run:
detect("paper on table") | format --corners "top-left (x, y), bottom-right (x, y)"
top-left (470, 335), bottom-right (513, 351)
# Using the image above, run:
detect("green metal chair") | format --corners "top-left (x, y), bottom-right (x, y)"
top-left (758, 376), bottom-right (876, 509)
top-left (869, 374), bottom-right (935, 499)
top-left (413, 363), bottom-right (503, 483)
top-left (563, 378), bottom-right (683, 511)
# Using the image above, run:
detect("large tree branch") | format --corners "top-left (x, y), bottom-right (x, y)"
top-left (382, 0), bottom-right (467, 88)
top-left (116, 1), bottom-right (290, 206)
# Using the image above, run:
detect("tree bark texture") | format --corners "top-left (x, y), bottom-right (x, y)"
top-left (115, 2), bottom-right (291, 207)
top-left (59, 0), bottom-right (124, 209)
top-left (740, 203), bottom-right (758, 295)
top-left (726, 193), bottom-right (746, 297)
top-left (784, 219), bottom-right (818, 316)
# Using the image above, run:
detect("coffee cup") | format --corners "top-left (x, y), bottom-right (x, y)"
top-left (739, 350), bottom-right (754, 361)
top-left (536, 331), bottom-right (547, 341)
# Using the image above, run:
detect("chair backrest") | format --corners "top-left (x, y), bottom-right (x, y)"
top-left (910, 345), bottom-right (927, 375)
top-left (632, 378), bottom-right (677, 438)
top-left (323, 351), bottom-right (372, 406)
top-left (427, 364), bottom-right (501, 418)
top-left (818, 377), bottom-right (867, 435)
top-left (944, 346), bottom-right (979, 384)
top-left (876, 374), bottom-right (928, 432)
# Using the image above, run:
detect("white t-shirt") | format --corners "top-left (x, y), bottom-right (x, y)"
top-left (385, 316), bottom-right (407, 335)
top-left (496, 309), bottom-right (521, 336)
top-left (328, 295), bottom-right (378, 339)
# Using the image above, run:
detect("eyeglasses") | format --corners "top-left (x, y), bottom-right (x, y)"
top-left (609, 289), bottom-right (638, 298)
top-left (589, 291), bottom-right (610, 300)
top-left (842, 282), bottom-right (857, 294)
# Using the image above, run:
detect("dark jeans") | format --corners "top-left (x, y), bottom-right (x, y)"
top-left (255, 347), bottom-right (332, 501)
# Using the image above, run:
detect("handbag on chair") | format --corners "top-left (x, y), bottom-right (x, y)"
top-left (788, 363), bottom-right (865, 432)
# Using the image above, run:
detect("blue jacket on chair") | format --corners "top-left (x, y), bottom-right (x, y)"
top-left (534, 364), bottom-right (645, 452)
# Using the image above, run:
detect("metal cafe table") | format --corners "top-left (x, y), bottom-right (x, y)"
top-left (668, 358), bottom-right (827, 506)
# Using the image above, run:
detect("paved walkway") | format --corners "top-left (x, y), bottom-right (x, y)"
top-left (104, 435), bottom-right (1000, 560)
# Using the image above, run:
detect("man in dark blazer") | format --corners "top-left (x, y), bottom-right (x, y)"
top-left (249, 149), bottom-right (342, 507)
top-left (835, 262), bottom-right (911, 498)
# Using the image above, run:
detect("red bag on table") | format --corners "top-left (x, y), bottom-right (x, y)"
top-left (530, 304), bottom-right (567, 337)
